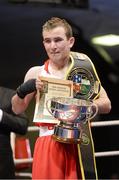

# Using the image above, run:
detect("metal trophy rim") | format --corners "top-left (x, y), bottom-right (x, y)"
top-left (46, 97), bottom-right (98, 123)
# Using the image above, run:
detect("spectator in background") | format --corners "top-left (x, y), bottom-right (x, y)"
top-left (0, 86), bottom-right (29, 179)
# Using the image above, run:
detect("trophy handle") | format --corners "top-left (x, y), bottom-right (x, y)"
top-left (46, 98), bottom-right (55, 117)
top-left (46, 98), bottom-right (60, 118)
top-left (88, 102), bottom-right (98, 120)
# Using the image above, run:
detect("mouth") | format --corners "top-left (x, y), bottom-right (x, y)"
top-left (50, 53), bottom-right (60, 58)
top-left (51, 51), bottom-right (59, 55)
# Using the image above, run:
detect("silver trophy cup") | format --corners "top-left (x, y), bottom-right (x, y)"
top-left (46, 97), bottom-right (98, 144)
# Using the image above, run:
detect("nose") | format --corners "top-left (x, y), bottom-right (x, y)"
top-left (50, 41), bottom-right (57, 49)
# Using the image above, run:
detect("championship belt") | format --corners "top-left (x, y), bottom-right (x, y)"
top-left (67, 51), bottom-right (101, 100)
top-left (65, 52), bottom-right (101, 179)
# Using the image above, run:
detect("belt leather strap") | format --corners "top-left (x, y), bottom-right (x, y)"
top-left (65, 51), bottom-right (101, 179)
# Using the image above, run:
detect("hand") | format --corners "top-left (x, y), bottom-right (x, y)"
top-left (36, 78), bottom-right (44, 92)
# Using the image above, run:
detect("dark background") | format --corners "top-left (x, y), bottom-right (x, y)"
top-left (0, 0), bottom-right (119, 179)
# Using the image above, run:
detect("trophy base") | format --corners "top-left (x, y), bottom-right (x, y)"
top-left (52, 124), bottom-right (81, 144)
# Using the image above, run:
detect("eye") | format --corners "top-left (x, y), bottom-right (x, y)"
top-left (44, 39), bottom-right (51, 44)
top-left (54, 37), bottom-right (63, 43)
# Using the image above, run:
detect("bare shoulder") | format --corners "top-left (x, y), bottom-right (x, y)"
top-left (79, 52), bottom-right (90, 60)
top-left (24, 66), bottom-right (41, 81)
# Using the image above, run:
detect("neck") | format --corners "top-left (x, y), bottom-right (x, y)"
top-left (48, 58), bottom-right (71, 78)
top-left (49, 58), bottom-right (70, 70)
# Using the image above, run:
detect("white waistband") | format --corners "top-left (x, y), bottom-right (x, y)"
top-left (39, 126), bottom-right (54, 137)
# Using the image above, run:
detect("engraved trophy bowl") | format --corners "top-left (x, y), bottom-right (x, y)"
top-left (46, 97), bottom-right (98, 144)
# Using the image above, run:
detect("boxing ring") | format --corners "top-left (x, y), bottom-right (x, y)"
top-left (14, 119), bottom-right (119, 178)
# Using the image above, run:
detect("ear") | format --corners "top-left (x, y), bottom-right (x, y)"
top-left (69, 37), bottom-right (75, 48)
top-left (43, 40), bottom-right (45, 46)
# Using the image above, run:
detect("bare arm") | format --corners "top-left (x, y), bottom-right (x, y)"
top-left (12, 92), bottom-right (35, 115)
top-left (94, 86), bottom-right (111, 114)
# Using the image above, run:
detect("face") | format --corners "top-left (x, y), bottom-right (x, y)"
top-left (43, 26), bottom-right (75, 65)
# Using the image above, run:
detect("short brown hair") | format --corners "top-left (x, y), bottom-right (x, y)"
top-left (42, 17), bottom-right (73, 39)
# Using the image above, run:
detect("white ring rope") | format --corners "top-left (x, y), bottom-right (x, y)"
top-left (28, 120), bottom-right (119, 131)
top-left (15, 172), bottom-right (32, 178)
top-left (28, 126), bottom-right (39, 131)
top-left (14, 150), bottom-right (119, 164)
top-left (95, 151), bottom-right (119, 157)
top-left (14, 158), bottom-right (33, 164)
top-left (91, 120), bottom-right (119, 127)
top-left (14, 120), bottom-right (119, 164)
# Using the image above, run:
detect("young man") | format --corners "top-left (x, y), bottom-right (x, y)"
top-left (0, 86), bottom-right (28, 179)
top-left (11, 17), bottom-right (111, 179)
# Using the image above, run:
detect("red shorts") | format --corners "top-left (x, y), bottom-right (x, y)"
top-left (32, 135), bottom-right (81, 179)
